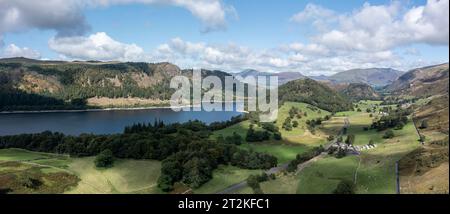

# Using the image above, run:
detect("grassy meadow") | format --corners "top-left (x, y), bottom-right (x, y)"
top-left (0, 148), bottom-right (162, 194)
top-left (251, 101), bottom-right (421, 194)
top-left (212, 102), bottom-right (344, 164)
top-left (193, 165), bottom-right (261, 194)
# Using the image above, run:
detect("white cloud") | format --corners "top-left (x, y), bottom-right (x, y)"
top-left (290, 3), bottom-right (335, 23)
top-left (88, 0), bottom-right (233, 32)
top-left (0, 0), bottom-right (233, 41)
top-left (149, 37), bottom-right (431, 75)
top-left (1, 44), bottom-right (41, 59)
top-left (48, 32), bottom-right (147, 61)
top-left (288, 53), bottom-right (307, 62)
top-left (402, 0), bottom-right (449, 45)
top-left (290, 3), bottom-right (336, 31)
top-left (279, 0), bottom-right (448, 74)
top-left (281, 42), bottom-right (330, 56)
top-left (0, 0), bottom-right (90, 37)
top-left (305, 0), bottom-right (449, 52)
top-left (1, 0), bottom-right (446, 75)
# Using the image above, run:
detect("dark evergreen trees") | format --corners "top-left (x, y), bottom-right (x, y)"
top-left (95, 149), bottom-right (114, 168)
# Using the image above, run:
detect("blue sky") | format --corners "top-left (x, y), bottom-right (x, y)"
top-left (0, 0), bottom-right (448, 75)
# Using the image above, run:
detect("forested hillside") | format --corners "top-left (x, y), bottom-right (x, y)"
top-left (278, 78), bottom-right (353, 112)
top-left (340, 83), bottom-right (380, 101)
top-left (0, 58), bottom-right (185, 110)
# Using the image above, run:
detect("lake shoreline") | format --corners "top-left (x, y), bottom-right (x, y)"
top-left (0, 102), bottom-right (249, 114)
top-left (0, 105), bottom-right (191, 114)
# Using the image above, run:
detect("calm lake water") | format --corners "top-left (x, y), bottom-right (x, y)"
top-left (0, 108), bottom-right (243, 136)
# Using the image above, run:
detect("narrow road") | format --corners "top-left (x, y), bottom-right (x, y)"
top-left (216, 181), bottom-right (248, 194)
top-left (325, 117), bottom-right (350, 150)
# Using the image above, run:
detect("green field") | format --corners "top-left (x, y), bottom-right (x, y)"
top-left (0, 149), bottom-right (162, 194)
top-left (294, 123), bottom-right (420, 194)
top-left (233, 173), bottom-right (303, 194)
top-left (211, 120), bottom-right (255, 140)
top-left (0, 148), bottom-right (70, 162)
top-left (0, 149), bottom-right (77, 193)
top-left (297, 156), bottom-right (360, 194)
top-left (240, 143), bottom-right (308, 164)
top-left (212, 102), bottom-right (343, 164)
top-left (236, 156), bottom-right (360, 194)
top-left (275, 102), bottom-right (330, 144)
top-left (346, 112), bottom-right (385, 146)
top-left (193, 165), bottom-right (261, 194)
top-left (355, 121), bottom-right (420, 193)
top-left (294, 106), bottom-right (421, 194)
top-left (66, 157), bottom-right (162, 194)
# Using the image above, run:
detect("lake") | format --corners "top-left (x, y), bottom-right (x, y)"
top-left (0, 108), bottom-right (243, 136)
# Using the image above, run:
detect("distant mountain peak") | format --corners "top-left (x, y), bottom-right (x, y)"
top-left (318, 68), bottom-right (404, 87)
top-left (235, 70), bottom-right (305, 85)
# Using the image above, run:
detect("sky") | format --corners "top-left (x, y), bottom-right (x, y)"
top-left (0, 0), bottom-right (448, 75)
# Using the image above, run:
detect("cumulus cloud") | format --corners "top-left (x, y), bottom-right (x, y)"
top-left (297, 0), bottom-right (449, 52)
top-left (280, 0), bottom-right (448, 74)
top-left (149, 37), bottom-right (433, 75)
top-left (1, 44), bottom-right (41, 59)
top-left (48, 32), bottom-right (147, 61)
top-left (150, 38), bottom-right (355, 73)
top-left (89, 0), bottom-right (233, 32)
top-left (2, 0), bottom-right (445, 75)
top-left (0, 0), bottom-right (233, 41)
top-left (291, 3), bottom-right (335, 23)
top-left (280, 43), bottom-right (330, 56)
top-left (0, 0), bottom-right (90, 38)
top-left (290, 3), bottom-right (336, 31)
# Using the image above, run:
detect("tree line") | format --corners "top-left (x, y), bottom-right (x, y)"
top-left (0, 119), bottom-right (277, 191)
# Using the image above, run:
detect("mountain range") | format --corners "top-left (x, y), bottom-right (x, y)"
top-left (339, 83), bottom-right (380, 101)
top-left (385, 63), bottom-right (449, 97)
top-left (312, 68), bottom-right (404, 87)
top-left (386, 63), bottom-right (449, 134)
top-left (236, 68), bottom-right (404, 87)
top-left (234, 69), bottom-right (306, 85)
top-left (0, 57), bottom-right (448, 112)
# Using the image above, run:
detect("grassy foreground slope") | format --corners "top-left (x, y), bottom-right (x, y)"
top-left (66, 157), bottom-right (161, 194)
top-left (0, 148), bottom-right (162, 194)
top-left (0, 148), bottom-right (76, 193)
top-left (399, 143), bottom-right (449, 194)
